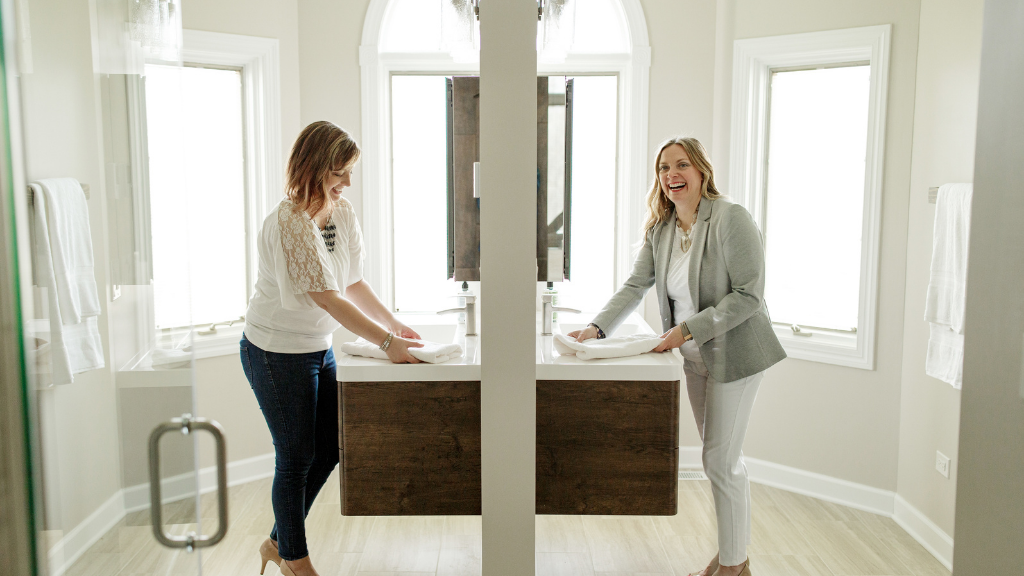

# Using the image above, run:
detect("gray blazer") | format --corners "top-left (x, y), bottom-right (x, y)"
top-left (592, 196), bottom-right (786, 383)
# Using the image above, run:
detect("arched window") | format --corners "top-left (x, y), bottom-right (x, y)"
top-left (361, 0), bottom-right (649, 312)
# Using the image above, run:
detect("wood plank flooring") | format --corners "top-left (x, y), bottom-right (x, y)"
top-left (59, 470), bottom-right (951, 576)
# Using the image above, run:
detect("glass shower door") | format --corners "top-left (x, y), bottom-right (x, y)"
top-left (1, 2), bottom-right (229, 573)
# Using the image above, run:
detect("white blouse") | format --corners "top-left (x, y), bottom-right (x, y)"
top-left (243, 198), bottom-right (364, 353)
top-left (665, 223), bottom-right (703, 362)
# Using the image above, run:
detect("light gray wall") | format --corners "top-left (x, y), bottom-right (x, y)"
top-left (952, 0), bottom-right (1024, 571)
top-left (896, 0), bottom-right (983, 538)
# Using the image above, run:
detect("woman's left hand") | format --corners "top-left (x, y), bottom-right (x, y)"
top-left (653, 325), bottom-right (685, 352)
top-left (389, 321), bottom-right (421, 340)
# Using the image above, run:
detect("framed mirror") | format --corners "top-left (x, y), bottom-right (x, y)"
top-left (446, 76), bottom-right (573, 282)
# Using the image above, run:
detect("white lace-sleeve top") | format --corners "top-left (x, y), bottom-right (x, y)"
top-left (243, 198), bottom-right (365, 353)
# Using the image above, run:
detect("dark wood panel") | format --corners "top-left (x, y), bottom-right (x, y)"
top-left (339, 380), bottom-right (481, 515)
top-left (452, 77), bottom-right (480, 281)
top-left (537, 77), bottom-right (549, 281)
top-left (338, 378), bottom-right (679, 516)
top-left (536, 380), bottom-right (680, 515)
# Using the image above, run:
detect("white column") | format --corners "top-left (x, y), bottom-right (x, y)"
top-left (953, 0), bottom-right (1024, 573)
top-left (478, 0), bottom-right (537, 574)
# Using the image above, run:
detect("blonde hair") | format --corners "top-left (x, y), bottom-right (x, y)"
top-left (641, 137), bottom-right (721, 238)
top-left (285, 121), bottom-right (360, 218)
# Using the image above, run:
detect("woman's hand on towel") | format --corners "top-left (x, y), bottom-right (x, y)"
top-left (388, 321), bottom-right (422, 340)
top-left (568, 325), bottom-right (600, 343)
top-left (386, 337), bottom-right (425, 364)
top-left (652, 325), bottom-right (685, 352)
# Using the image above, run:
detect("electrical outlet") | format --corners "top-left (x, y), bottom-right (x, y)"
top-left (936, 451), bottom-right (951, 479)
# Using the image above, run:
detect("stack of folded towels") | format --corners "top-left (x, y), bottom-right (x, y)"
top-left (553, 333), bottom-right (664, 360)
top-left (340, 338), bottom-right (464, 364)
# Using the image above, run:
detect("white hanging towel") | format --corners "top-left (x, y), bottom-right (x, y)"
top-left (340, 338), bottom-right (464, 364)
top-left (30, 180), bottom-right (105, 385)
top-left (553, 332), bottom-right (664, 360)
top-left (924, 183), bottom-right (972, 389)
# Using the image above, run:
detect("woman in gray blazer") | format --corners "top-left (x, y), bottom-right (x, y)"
top-left (569, 137), bottom-right (785, 576)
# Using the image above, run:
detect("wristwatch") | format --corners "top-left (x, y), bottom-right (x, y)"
top-left (587, 323), bottom-right (607, 339)
top-left (680, 322), bottom-right (693, 343)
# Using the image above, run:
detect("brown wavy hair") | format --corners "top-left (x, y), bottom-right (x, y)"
top-left (641, 137), bottom-right (721, 238)
top-left (285, 121), bottom-right (360, 218)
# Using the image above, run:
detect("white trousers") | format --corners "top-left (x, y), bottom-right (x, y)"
top-left (683, 358), bottom-right (764, 567)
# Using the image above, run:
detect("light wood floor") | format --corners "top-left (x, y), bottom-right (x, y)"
top-left (59, 470), bottom-right (951, 576)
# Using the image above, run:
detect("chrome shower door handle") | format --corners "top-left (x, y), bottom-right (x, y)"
top-left (148, 414), bottom-right (229, 550)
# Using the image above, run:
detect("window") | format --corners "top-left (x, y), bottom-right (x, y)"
top-left (146, 63), bottom-right (247, 329)
top-left (391, 75), bottom-right (449, 311)
top-left (763, 64), bottom-right (870, 332)
top-left (731, 26), bottom-right (891, 369)
top-left (131, 30), bottom-right (281, 359)
top-left (365, 0), bottom-right (650, 313)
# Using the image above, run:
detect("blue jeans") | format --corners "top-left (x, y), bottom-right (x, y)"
top-left (239, 335), bottom-right (339, 561)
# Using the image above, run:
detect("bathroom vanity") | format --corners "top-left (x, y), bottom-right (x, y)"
top-left (335, 312), bottom-right (681, 516)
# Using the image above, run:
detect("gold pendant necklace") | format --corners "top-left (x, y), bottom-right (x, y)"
top-left (678, 208), bottom-right (698, 253)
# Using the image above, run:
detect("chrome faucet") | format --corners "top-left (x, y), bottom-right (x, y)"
top-left (438, 292), bottom-right (477, 336)
top-left (541, 293), bottom-right (580, 336)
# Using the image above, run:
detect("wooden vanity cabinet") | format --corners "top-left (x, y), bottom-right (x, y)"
top-left (338, 379), bottom-right (679, 516)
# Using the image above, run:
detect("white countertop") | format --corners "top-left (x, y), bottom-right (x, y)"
top-left (335, 312), bottom-right (682, 382)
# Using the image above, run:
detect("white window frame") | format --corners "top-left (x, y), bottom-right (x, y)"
top-left (135, 30), bottom-right (281, 360)
top-left (729, 25), bottom-right (890, 370)
top-left (359, 0), bottom-right (650, 310)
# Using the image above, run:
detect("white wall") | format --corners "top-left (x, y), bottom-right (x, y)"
top-left (952, 1), bottom-right (1024, 571)
top-left (295, 0), bottom-right (369, 218)
top-left (897, 0), bottom-right (983, 539)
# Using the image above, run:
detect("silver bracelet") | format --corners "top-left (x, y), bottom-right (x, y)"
top-left (379, 332), bottom-right (394, 352)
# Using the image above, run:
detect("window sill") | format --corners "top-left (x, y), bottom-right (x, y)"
top-left (121, 325), bottom-right (244, 373)
top-left (772, 324), bottom-right (874, 370)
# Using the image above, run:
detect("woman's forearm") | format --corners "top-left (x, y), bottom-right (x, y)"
top-left (343, 280), bottom-right (397, 328)
top-left (308, 289), bottom-right (389, 346)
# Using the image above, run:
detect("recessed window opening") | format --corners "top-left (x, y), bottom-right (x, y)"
top-left (145, 63), bottom-right (247, 329)
top-left (762, 63), bottom-right (870, 333)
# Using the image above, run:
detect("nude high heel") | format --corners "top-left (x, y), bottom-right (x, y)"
top-left (711, 558), bottom-right (751, 576)
top-left (259, 539), bottom-right (282, 575)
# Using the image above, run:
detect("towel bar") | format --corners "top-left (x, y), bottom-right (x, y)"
top-left (27, 182), bottom-right (89, 203)
top-left (928, 186), bottom-right (938, 203)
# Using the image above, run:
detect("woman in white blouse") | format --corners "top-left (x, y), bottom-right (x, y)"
top-left (570, 137), bottom-right (786, 576)
top-left (241, 121), bottom-right (422, 576)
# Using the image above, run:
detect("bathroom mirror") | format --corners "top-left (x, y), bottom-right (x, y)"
top-left (446, 76), bottom-right (573, 282)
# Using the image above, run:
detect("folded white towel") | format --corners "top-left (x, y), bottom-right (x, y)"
top-left (553, 333), bottom-right (664, 360)
top-left (925, 324), bottom-right (963, 390)
top-left (36, 178), bottom-right (101, 324)
top-left (924, 183), bottom-right (972, 388)
top-left (30, 183), bottom-right (105, 384)
top-left (340, 338), bottom-right (464, 364)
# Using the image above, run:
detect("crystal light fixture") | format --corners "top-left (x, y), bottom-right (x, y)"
top-left (440, 0), bottom-right (577, 63)
top-left (129, 0), bottom-right (183, 61)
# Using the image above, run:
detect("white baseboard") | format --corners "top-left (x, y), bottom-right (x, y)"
top-left (46, 491), bottom-right (125, 576)
top-left (679, 447), bottom-right (953, 570)
top-left (893, 495), bottom-right (954, 570)
top-left (744, 456), bottom-right (896, 517)
top-left (124, 452), bottom-right (276, 512)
